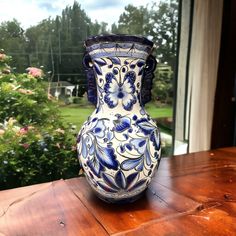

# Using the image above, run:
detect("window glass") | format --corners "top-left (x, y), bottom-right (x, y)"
top-left (0, 0), bottom-right (178, 189)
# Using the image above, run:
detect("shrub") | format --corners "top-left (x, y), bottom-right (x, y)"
top-left (0, 52), bottom-right (80, 190)
top-left (152, 64), bottom-right (173, 105)
top-left (0, 67), bottom-right (58, 125)
top-left (73, 97), bottom-right (82, 104)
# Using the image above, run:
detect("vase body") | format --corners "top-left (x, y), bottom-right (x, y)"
top-left (77, 35), bottom-right (161, 203)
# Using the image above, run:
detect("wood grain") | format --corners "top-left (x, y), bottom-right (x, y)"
top-left (0, 180), bottom-right (109, 236)
top-left (0, 147), bottom-right (236, 235)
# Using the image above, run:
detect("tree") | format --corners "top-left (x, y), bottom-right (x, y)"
top-left (0, 19), bottom-right (27, 72)
top-left (115, 5), bottom-right (150, 35)
top-left (70, 1), bottom-right (91, 45)
top-left (114, 1), bottom-right (178, 68)
top-left (25, 2), bottom-right (96, 96)
top-left (55, 2), bottom-right (92, 94)
top-left (90, 20), bottom-right (101, 35)
top-left (113, 1), bottom-right (178, 104)
top-left (111, 23), bottom-right (119, 34)
top-left (149, 0), bottom-right (178, 104)
top-left (148, 0), bottom-right (178, 69)
top-left (0, 0), bottom-right (178, 103)
top-left (25, 18), bottom-right (54, 69)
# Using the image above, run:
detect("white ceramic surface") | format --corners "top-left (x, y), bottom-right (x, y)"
top-left (77, 35), bottom-right (161, 203)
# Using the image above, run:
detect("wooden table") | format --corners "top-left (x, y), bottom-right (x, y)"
top-left (0, 147), bottom-right (236, 236)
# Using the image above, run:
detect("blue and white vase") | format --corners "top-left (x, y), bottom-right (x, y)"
top-left (77, 35), bottom-right (161, 203)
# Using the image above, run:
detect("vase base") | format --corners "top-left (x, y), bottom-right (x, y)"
top-left (94, 189), bottom-right (146, 204)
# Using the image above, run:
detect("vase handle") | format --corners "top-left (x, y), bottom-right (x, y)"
top-left (140, 54), bottom-right (157, 106)
top-left (83, 53), bottom-right (97, 106)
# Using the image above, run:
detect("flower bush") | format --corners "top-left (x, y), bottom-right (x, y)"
top-left (0, 52), bottom-right (80, 190)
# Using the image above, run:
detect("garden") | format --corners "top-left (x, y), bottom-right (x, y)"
top-left (0, 53), bottom-right (80, 190)
top-left (0, 52), bottom-right (173, 190)
top-left (0, 1), bottom-right (177, 189)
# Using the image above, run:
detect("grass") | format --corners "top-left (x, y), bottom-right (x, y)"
top-left (145, 103), bottom-right (173, 119)
top-left (59, 102), bottom-right (173, 130)
top-left (60, 102), bottom-right (173, 156)
top-left (59, 105), bottom-right (94, 129)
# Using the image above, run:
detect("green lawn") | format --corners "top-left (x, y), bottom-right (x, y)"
top-left (59, 103), bottom-right (172, 130)
top-left (145, 103), bottom-right (173, 119)
top-left (59, 105), bottom-right (93, 129)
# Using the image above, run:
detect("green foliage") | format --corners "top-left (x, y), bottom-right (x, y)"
top-left (0, 122), bottom-right (78, 189)
top-left (112, 0), bottom-right (178, 66)
top-left (0, 0), bottom-right (178, 104)
top-left (0, 72), bottom-right (58, 125)
top-left (0, 19), bottom-right (27, 72)
top-left (0, 54), bottom-right (80, 190)
top-left (148, 0), bottom-right (178, 69)
top-left (0, 1), bottom-right (179, 188)
top-left (0, 2), bottom-right (108, 96)
top-left (116, 5), bottom-right (150, 35)
top-left (111, 0), bottom-right (178, 104)
top-left (152, 64), bottom-right (174, 104)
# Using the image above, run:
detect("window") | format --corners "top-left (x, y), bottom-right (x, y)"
top-left (0, 0), bottom-right (179, 189)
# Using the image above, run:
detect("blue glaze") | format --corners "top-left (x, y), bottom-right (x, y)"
top-left (78, 35), bottom-right (161, 203)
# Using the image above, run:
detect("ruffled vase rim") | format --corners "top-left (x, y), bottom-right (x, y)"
top-left (85, 34), bottom-right (154, 47)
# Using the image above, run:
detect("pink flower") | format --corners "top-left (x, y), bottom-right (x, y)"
top-left (26, 67), bottom-right (43, 77)
top-left (19, 127), bottom-right (29, 135)
top-left (22, 143), bottom-right (30, 149)
top-left (0, 53), bottom-right (6, 61)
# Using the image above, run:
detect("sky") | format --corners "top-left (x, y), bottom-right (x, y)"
top-left (0, 0), bottom-right (155, 29)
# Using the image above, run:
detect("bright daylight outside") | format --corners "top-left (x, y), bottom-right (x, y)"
top-left (0, 0), bottom-right (178, 190)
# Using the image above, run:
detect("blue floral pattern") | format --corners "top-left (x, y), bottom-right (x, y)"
top-left (104, 71), bottom-right (137, 111)
top-left (77, 118), bottom-right (119, 178)
top-left (119, 118), bottom-right (161, 174)
top-left (88, 57), bottom-right (145, 111)
top-left (97, 171), bottom-right (147, 193)
top-left (79, 37), bottom-right (160, 202)
top-left (77, 113), bottom-right (161, 195)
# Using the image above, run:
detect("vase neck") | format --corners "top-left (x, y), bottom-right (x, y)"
top-left (93, 57), bottom-right (145, 112)
top-left (84, 39), bottom-right (156, 109)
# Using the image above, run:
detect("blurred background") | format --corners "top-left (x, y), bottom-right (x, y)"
top-left (1, 0), bottom-right (234, 190)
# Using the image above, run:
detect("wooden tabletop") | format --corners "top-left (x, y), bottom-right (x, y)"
top-left (0, 147), bottom-right (236, 236)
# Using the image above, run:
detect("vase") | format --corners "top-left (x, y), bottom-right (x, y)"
top-left (77, 35), bottom-right (161, 203)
